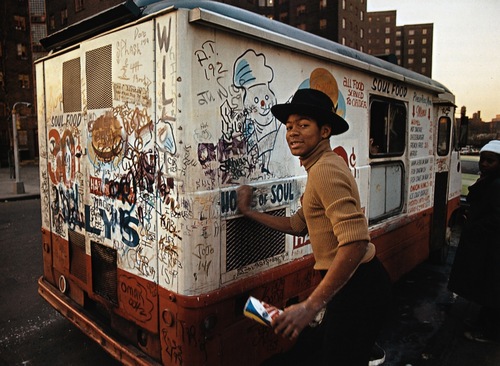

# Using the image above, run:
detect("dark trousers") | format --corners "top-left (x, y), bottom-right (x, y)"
top-left (262, 257), bottom-right (392, 366)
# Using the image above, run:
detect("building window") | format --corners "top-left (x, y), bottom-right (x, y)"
top-left (408, 49), bottom-right (414, 55)
top-left (360, 11), bottom-right (364, 21)
top-left (396, 40), bottom-right (401, 46)
top-left (385, 27), bottom-right (390, 34)
top-left (297, 5), bottom-right (306, 15)
top-left (395, 50), bottom-right (401, 56)
top-left (320, 19), bottom-right (327, 29)
top-left (385, 38), bottom-right (390, 45)
top-left (396, 30), bottom-right (401, 37)
top-left (422, 67), bottom-right (427, 74)
top-left (320, 0), bottom-right (327, 10)
top-left (14, 15), bottom-right (27, 31)
top-left (297, 23), bottom-right (306, 30)
top-left (75, 0), bottom-right (84, 12)
top-left (342, 37), bottom-right (346, 45)
top-left (422, 48), bottom-right (427, 54)
top-left (360, 28), bottom-right (364, 38)
top-left (279, 12), bottom-right (288, 22)
top-left (422, 38), bottom-right (427, 45)
top-left (19, 74), bottom-right (30, 89)
top-left (385, 48), bottom-right (390, 54)
top-left (16, 43), bottom-right (28, 59)
top-left (31, 23), bottom-right (47, 46)
top-left (259, 0), bottom-right (274, 7)
top-left (408, 39), bottom-right (415, 45)
top-left (385, 16), bottom-right (390, 23)
top-left (423, 29), bottom-right (428, 35)
top-left (409, 30), bottom-right (415, 36)
top-left (342, 18), bottom-right (346, 29)
top-left (61, 8), bottom-right (68, 26)
top-left (0, 72), bottom-right (4, 88)
top-left (408, 58), bottom-right (414, 65)
top-left (49, 15), bottom-right (56, 30)
top-left (422, 57), bottom-right (427, 64)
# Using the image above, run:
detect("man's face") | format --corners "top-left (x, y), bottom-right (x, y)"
top-left (479, 151), bottom-right (500, 176)
top-left (285, 114), bottom-right (331, 157)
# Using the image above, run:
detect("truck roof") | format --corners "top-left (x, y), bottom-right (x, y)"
top-left (40, 0), bottom-right (451, 95)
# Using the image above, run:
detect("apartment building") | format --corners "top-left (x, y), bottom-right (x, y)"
top-left (366, 10), bottom-right (433, 77)
top-left (0, 0), bottom-right (46, 166)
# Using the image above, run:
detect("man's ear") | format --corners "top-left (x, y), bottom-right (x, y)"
top-left (321, 124), bottom-right (332, 138)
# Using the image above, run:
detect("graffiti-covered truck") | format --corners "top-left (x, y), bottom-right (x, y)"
top-left (35, 0), bottom-right (463, 365)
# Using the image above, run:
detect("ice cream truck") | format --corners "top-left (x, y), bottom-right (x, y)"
top-left (35, 0), bottom-right (463, 364)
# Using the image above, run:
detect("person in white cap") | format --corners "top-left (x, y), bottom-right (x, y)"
top-left (449, 139), bottom-right (500, 344)
top-left (237, 88), bottom-right (392, 365)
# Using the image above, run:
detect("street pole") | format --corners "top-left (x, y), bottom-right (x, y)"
top-left (11, 102), bottom-right (31, 194)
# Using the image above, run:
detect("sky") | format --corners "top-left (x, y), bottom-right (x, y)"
top-left (367, 0), bottom-right (500, 121)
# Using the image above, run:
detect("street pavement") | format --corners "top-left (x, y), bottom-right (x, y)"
top-left (0, 160), bottom-right (40, 201)
top-left (1, 162), bottom-right (500, 365)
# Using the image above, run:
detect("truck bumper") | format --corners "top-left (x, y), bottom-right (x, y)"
top-left (38, 276), bottom-right (160, 366)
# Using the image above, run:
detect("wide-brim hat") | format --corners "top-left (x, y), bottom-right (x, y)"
top-left (271, 88), bottom-right (349, 136)
top-left (480, 140), bottom-right (500, 155)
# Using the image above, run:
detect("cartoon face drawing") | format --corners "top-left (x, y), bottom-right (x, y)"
top-left (232, 50), bottom-right (280, 174)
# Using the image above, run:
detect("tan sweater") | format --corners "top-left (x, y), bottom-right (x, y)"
top-left (290, 139), bottom-right (374, 270)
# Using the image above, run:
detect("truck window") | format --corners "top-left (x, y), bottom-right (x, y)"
top-left (437, 116), bottom-right (451, 156)
top-left (369, 98), bottom-right (406, 156)
top-left (369, 97), bottom-right (406, 223)
top-left (369, 162), bottom-right (404, 222)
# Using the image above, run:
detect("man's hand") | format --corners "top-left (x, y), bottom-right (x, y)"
top-left (272, 302), bottom-right (318, 340)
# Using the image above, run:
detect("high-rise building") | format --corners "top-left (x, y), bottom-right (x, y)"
top-left (226, 0), bottom-right (368, 52)
top-left (0, 0), bottom-right (46, 166)
top-left (46, 0), bottom-right (124, 34)
top-left (366, 10), bottom-right (433, 77)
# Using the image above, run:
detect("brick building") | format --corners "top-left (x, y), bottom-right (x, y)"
top-left (0, 0), bottom-right (46, 166)
top-left (366, 10), bottom-right (433, 78)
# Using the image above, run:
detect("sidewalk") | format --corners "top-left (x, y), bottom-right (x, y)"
top-left (0, 160), bottom-right (40, 201)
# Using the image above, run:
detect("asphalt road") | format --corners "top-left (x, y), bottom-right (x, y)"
top-left (1, 198), bottom-right (500, 365)
top-left (0, 199), bottom-right (119, 366)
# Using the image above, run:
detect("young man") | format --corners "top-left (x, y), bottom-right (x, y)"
top-left (237, 88), bottom-right (392, 365)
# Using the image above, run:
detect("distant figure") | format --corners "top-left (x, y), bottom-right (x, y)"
top-left (449, 140), bottom-right (500, 344)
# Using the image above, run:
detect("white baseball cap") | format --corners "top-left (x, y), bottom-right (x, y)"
top-left (480, 140), bottom-right (500, 155)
